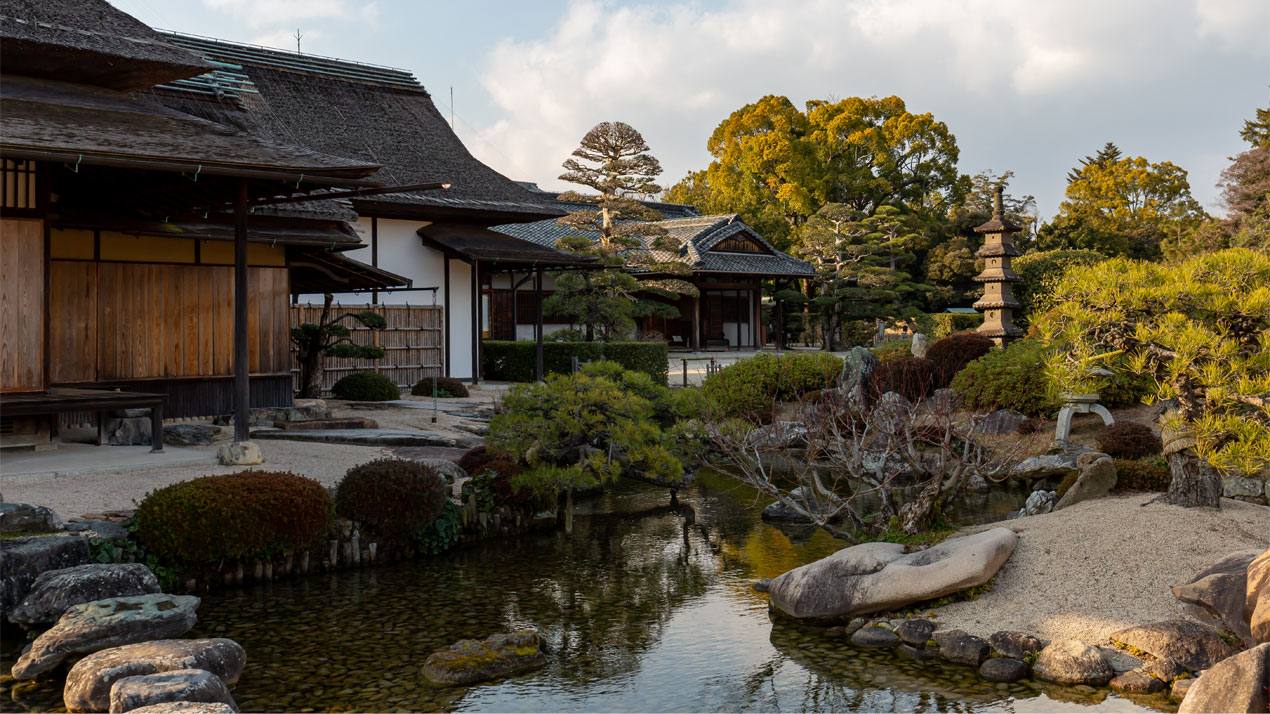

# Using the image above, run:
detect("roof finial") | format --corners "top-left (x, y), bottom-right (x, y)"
top-left (992, 184), bottom-right (1004, 219)
top-left (294, 28), bottom-right (302, 54)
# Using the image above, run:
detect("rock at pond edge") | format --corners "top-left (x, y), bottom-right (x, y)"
top-left (422, 631), bottom-right (547, 685)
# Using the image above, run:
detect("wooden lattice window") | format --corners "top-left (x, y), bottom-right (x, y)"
top-left (2, 160), bottom-right (37, 211)
top-left (711, 235), bottom-right (769, 255)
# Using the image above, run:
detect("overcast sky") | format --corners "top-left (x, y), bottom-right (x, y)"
top-left (112, 0), bottom-right (1268, 220)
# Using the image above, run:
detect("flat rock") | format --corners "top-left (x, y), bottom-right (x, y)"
top-left (849, 627), bottom-right (899, 647)
top-left (1033, 639), bottom-right (1114, 686)
top-left (768, 527), bottom-right (1016, 621)
top-left (64, 520), bottom-right (130, 542)
top-left (162, 424), bottom-right (219, 446)
top-left (989, 631), bottom-right (1043, 659)
top-left (1012, 454), bottom-right (1077, 481)
top-left (421, 631), bottom-right (547, 685)
top-left (0, 503), bottom-right (62, 534)
top-left (412, 458), bottom-right (467, 484)
top-left (1247, 548), bottom-right (1270, 645)
top-left (1178, 642), bottom-right (1269, 714)
top-left (272, 418), bottom-right (377, 431)
top-left (1110, 619), bottom-right (1235, 672)
top-left (1055, 453), bottom-right (1117, 510)
top-left (975, 409), bottom-right (1027, 435)
top-left (749, 421), bottom-right (809, 450)
top-left (1110, 669), bottom-right (1166, 694)
top-left (12, 594), bottom-right (200, 679)
top-left (895, 618), bottom-right (934, 646)
top-left (64, 638), bottom-right (246, 713)
top-left (9, 564), bottom-right (160, 628)
top-left (127, 704), bottom-right (237, 714)
top-left (1172, 549), bottom-right (1261, 646)
top-left (109, 669), bottom-right (237, 714)
top-left (938, 633), bottom-right (990, 666)
top-left (980, 657), bottom-right (1029, 682)
top-left (0, 535), bottom-right (91, 620)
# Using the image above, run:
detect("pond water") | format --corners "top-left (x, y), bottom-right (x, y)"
top-left (2, 473), bottom-right (1173, 713)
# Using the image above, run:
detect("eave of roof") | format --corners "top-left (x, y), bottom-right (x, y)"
top-left (418, 223), bottom-right (595, 269)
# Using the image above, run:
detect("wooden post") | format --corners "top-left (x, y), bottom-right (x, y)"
top-left (370, 216), bottom-right (379, 305)
top-left (535, 264), bottom-right (544, 381)
top-left (690, 295), bottom-right (701, 352)
top-left (471, 259), bottom-right (480, 384)
top-left (776, 296), bottom-right (784, 352)
top-left (443, 258), bottom-right (450, 377)
top-left (233, 180), bottom-right (250, 443)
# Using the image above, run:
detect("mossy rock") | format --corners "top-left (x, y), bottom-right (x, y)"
top-left (1054, 471), bottom-right (1080, 501)
top-left (421, 630), bottom-right (547, 685)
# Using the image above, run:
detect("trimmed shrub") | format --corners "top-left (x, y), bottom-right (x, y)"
top-left (927, 313), bottom-right (985, 339)
top-left (952, 338), bottom-right (1057, 417)
top-left (331, 371), bottom-right (400, 401)
top-left (411, 376), bottom-right (469, 398)
top-left (482, 341), bottom-right (668, 385)
top-left (1114, 459), bottom-right (1171, 492)
top-left (1095, 422), bottom-right (1163, 460)
top-left (870, 356), bottom-right (935, 402)
top-left (926, 332), bottom-right (995, 388)
top-left (334, 458), bottom-right (448, 547)
top-left (1013, 250), bottom-right (1105, 325)
top-left (871, 340), bottom-right (913, 363)
top-left (701, 352), bottom-right (843, 418)
top-left (134, 472), bottom-right (333, 564)
top-left (457, 446), bottom-right (503, 476)
top-left (1099, 370), bottom-right (1155, 409)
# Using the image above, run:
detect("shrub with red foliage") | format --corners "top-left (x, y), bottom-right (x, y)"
top-left (134, 471), bottom-right (333, 564)
top-left (335, 458), bottom-right (448, 547)
top-left (870, 356), bottom-right (935, 403)
top-left (926, 332), bottom-right (995, 387)
top-left (1095, 422), bottom-right (1163, 460)
top-left (457, 446), bottom-right (505, 476)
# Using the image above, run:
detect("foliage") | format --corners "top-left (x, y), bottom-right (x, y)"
top-left (870, 356), bottom-right (935, 402)
top-left (926, 332), bottom-right (994, 388)
top-left (457, 446), bottom-right (504, 477)
top-left (411, 376), bottom-right (469, 398)
top-left (871, 340), bottom-right (913, 363)
top-left (926, 312), bottom-right (984, 339)
top-left (334, 459), bottom-right (448, 548)
top-left (134, 472), bottom-right (333, 565)
top-left (460, 455), bottom-right (544, 513)
top-left (550, 121), bottom-right (697, 341)
top-left (418, 501), bottom-right (462, 555)
top-left (330, 371), bottom-right (400, 401)
top-left (1096, 422), bottom-right (1163, 460)
top-left (700, 352), bottom-right (843, 418)
top-left (88, 529), bottom-right (179, 592)
top-left (1012, 250), bottom-right (1105, 324)
top-left (952, 338), bottom-right (1056, 417)
top-left (291, 293), bottom-right (388, 398)
top-left (481, 340), bottom-right (668, 384)
top-left (546, 328), bottom-right (586, 342)
top-left (1113, 459), bottom-right (1172, 492)
top-left (1037, 249), bottom-right (1270, 476)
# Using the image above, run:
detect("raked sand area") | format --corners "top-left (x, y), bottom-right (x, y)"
top-left (935, 492), bottom-right (1270, 644)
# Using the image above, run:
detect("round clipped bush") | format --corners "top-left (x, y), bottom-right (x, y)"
top-left (331, 371), bottom-right (400, 401)
top-left (1113, 459), bottom-right (1171, 492)
top-left (870, 356), bottom-right (935, 402)
top-left (1095, 422), bottom-right (1163, 460)
top-left (926, 332), bottom-right (995, 388)
top-left (334, 458), bottom-right (447, 547)
top-left (134, 472), bottom-right (333, 564)
top-left (411, 376), bottom-right (470, 398)
top-left (701, 352), bottom-right (842, 418)
top-left (870, 340), bottom-right (912, 364)
top-left (952, 338), bottom-right (1057, 417)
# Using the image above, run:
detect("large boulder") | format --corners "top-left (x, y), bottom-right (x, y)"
top-left (109, 669), bottom-right (237, 714)
top-left (1033, 639), bottom-right (1114, 686)
top-left (0, 503), bottom-right (63, 533)
top-left (0, 535), bottom-right (91, 619)
top-left (1110, 620), bottom-right (1235, 672)
top-left (163, 425), bottom-right (218, 447)
top-left (838, 346), bottom-right (878, 412)
top-left (748, 421), bottom-right (809, 450)
top-left (1247, 548), bottom-right (1270, 645)
top-left (64, 639), bottom-right (246, 713)
top-left (1178, 642), bottom-right (1269, 714)
top-left (10, 563), bottom-right (161, 628)
top-left (11, 594), bottom-right (200, 679)
top-left (910, 333), bottom-right (929, 359)
top-left (767, 527), bottom-right (1017, 621)
top-left (1172, 549), bottom-right (1262, 646)
top-left (1012, 454), bottom-right (1077, 481)
top-left (421, 631), bottom-right (547, 685)
top-left (1055, 453), bottom-right (1117, 510)
top-left (1023, 490), bottom-right (1055, 516)
top-left (974, 409), bottom-right (1027, 436)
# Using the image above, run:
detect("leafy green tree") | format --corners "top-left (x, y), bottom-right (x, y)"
top-left (291, 293), bottom-right (386, 398)
top-left (550, 122), bottom-right (697, 341)
top-left (1065, 142), bottom-right (1123, 184)
top-left (1037, 249), bottom-right (1270, 508)
top-left (1011, 249), bottom-right (1106, 326)
top-left (1240, 107), bottom-right (1270, 149)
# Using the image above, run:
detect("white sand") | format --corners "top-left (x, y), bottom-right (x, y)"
top-left (932, 493), bottom-right (1270, 644)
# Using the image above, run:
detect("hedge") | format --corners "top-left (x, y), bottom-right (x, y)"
top-left (929, 313), bottom-right (984, 339)
top-left (482, 341), bottom-right (668, 384)
top-left (701, 352), bottom-right (842, 418)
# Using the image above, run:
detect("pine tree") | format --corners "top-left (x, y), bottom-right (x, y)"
top-left (1065, 142), bottom-right (1123, 184)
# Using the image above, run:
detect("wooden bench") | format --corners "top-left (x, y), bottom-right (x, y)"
top-left (2, 388), bottom-right (165, 453)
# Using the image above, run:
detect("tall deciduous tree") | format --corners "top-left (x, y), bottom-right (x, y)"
top-left (550, 122), bottom-right (697, 341)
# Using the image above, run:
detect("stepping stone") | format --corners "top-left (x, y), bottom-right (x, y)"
top-left (980, 657), bottom-right (1028, 682)
top-left (850, 627), bottom-right (899, 647)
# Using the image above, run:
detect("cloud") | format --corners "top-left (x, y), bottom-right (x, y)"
top-left (463, 0), bottom-right (1266, 217)
top-left (201, 0), bottom-right (378, 29)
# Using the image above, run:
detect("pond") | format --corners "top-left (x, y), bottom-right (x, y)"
top-left (2, 473), bottom-right (1172, 713)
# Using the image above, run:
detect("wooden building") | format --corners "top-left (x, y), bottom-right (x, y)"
top-left (0, 0), bottom-right (407, 447)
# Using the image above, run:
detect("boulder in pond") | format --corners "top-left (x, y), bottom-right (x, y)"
top-left (1033, 639), bottom-right (1114, 686)
top-left (0, 503), bottom-right (62, 534)
top-left (1170, 677), bottom-right (1194, 701)
top-left (12, 594), bottom-right (200, 680)
top-left (421, 631), bottom-right (547, 685)
top-left (1172, 549), bottom-right (1261, 646)
top-left (1178, 642), bottom-right (1268, 714)
top-left (10, 563), bottom-right (160, 628)
top-left (109, 669), bottom-right (237, 714)
top-left (1054, 453), bottom-right (1117, 510)
top-left (1110, 668), bottom-right (1166, 694)
top-left (1109, 619), bottom-right (1234, 672)
top-left (1247, 548), bottom-right (1270, 645)
top-left (64, 638), bottom-right (246, 713)
top-left (989, 631), bottom-right (1043, 659)
top-left (748, 422), bottom-right (809, 450)
top-left (0, 535), bottom-right (91, 619)
top-left (1012, 454), bottom-right (1077, 481)
top-left (849, 627), bottom-right (899, 648)
top-left (1023, 490), bottom-right (1055, 516)
top-left (980, 657), bottom-right (1029, 682)
top-left (937, 633), bottom-right (990, 666)
top-left (127, 704), bottom-right (237, 714)
top-left (767, 527), bottom-right (1016, 622)
top-left (752, 579), bottom-right (771, 593)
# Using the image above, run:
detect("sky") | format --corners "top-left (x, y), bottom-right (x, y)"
top-left (110, 0), bottom-right (1269, 220)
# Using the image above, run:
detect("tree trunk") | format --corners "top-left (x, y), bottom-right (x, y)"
top-left (898, 477), bottom-right (942, 535)
top-left (1163, 449), bottom-right (1222, 508)
top-left (298, 349), bottom-right (324, 398)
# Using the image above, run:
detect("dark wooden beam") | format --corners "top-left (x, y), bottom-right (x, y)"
top-left (443, 258), bottom-right (450, 378)
top-left (535, 264), bottom-right (544, 381)
top-left (471, 259), bottom-right (480, 385)
top-left (233, 179), bottom-right (250, 443)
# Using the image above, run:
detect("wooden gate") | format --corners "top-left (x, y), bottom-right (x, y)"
top-left (290, 303), bottom-right (443, 395)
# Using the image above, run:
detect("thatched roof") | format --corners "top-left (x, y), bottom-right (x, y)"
top-left (0, 0), bottom-right (212, 91)
top-left (418, 224), bottom-right (595, 270)
top-left (154, 33), bottom-right (565, 225)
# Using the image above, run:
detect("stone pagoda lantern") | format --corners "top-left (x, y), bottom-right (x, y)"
top-left (972, 186), bottom-right (1024, 345)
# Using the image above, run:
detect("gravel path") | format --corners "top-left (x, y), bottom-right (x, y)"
top-left (932, 493), bottom-right (1270, 644)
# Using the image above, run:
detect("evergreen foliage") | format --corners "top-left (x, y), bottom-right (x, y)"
top-left (701, 352), bottom-right (842, 418)
top-left (1012, 249), bottom-right (1106, 325)
top-left (481, 340), bottom-right (668, 384)
top-left (291, 293), bottom-right (388, 398)
top-left (330, 371), bottom-right (400, 401)
top-left (1095, 422), bottom-right (1164, 460)
top-left (952, 339), bottom-right (1056, 417)
top-left (335, 459), bottom-right (448, 548)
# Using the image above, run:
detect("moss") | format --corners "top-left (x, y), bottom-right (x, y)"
top-left (1112, 639), bottom-right (1151, 658)
top-left (1055, 471), bottom-right (1079, 500)
top-left (886, 577), bottom-right (996, 616)
top-left (1215, 631), bottom-right (1241, 647)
